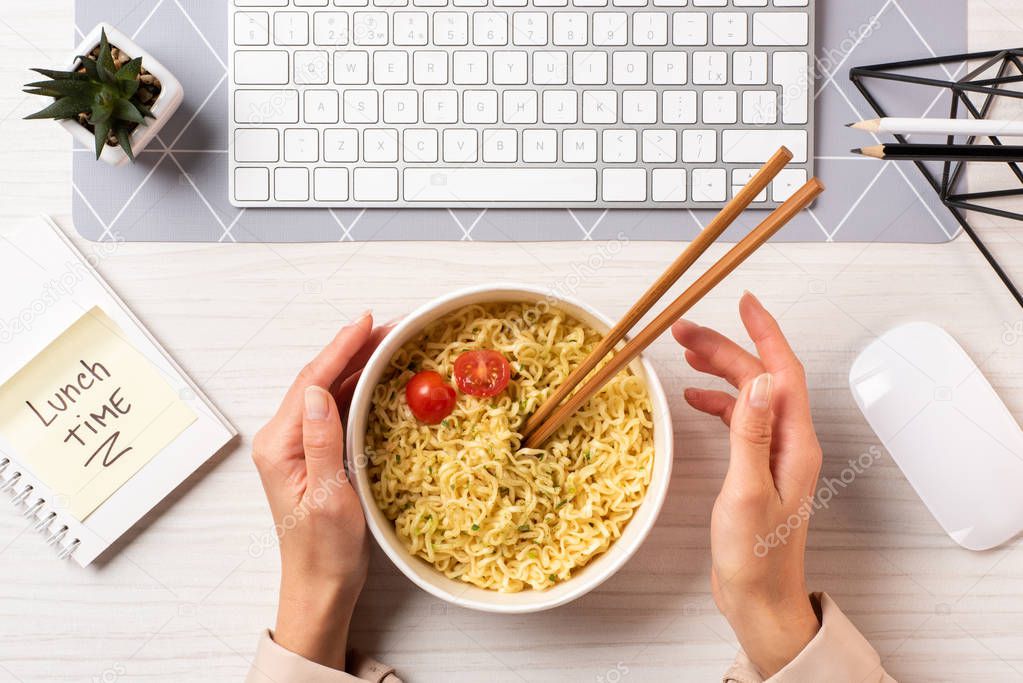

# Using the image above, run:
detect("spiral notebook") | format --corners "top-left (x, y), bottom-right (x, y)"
top-left (0, 216), bottom-right (236, 567)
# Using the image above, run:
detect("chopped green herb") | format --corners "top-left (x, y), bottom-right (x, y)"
top-left (584, 451), bottom-right (592, 461)
top-left (556, 499), bottom-right (568, 509)
top-left (528, 551), bottom-right (537, 559)
top-left (402, 502), bottom-right (413, 511)
top-left (395, 454), bottom-right (402, 464)
top-left (471, 524), bottom-right (480, 531)
top-left (441, 419), bottom-right (449, 428)
top-left (549, 574), bottom-right (558, 582)
top-left (518, 524), bottom-right (530, 532)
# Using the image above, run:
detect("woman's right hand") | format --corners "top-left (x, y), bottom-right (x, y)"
top-left (672, 292), bottom-right (824, 678)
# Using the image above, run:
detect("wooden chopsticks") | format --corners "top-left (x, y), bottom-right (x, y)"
top-left (522, 167), bottom-right (825, 450)
top-left (520, 146), bottom-right (795, 442)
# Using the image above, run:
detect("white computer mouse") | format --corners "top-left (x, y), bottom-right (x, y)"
top-left (849, 322), bottom-right (1023, 551)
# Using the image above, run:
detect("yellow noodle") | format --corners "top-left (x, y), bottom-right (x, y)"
top-left (365, 302), bottom-right (654, 592)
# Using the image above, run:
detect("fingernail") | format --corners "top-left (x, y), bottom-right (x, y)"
top-left (356, 309), bottom-right (372, 324)
top-left (304, 386), bottom-right (329, 420)
top-left (748, 373), bottom-right (773, 411)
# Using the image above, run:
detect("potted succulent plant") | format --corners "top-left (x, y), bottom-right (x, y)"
top-left (24, 24), bottom-right (183, 166)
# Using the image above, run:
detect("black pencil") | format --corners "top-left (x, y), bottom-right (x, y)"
top-left (852, 144), bottom-right (1023, 162)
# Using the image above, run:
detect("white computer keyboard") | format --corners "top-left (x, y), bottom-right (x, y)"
top-left (229, 0), bottom-right (814, 208)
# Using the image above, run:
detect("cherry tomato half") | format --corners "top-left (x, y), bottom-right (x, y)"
top-left (405, 371), bottom-right (457, 424)
top-left (453, 350), bottom-right (512, 398)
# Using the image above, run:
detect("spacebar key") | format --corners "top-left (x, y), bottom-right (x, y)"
top-left (403, 169), bottom-right (597, 202)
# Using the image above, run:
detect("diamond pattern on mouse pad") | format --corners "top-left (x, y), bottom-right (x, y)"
top-left (72, 0), bottom-right (966, 243)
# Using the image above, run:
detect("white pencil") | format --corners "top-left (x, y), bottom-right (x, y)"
top-left (849, 118), bottom-right (1023, 138)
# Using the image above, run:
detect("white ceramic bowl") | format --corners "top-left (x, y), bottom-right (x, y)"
top-left (346, 284), bottom-right (674, 614)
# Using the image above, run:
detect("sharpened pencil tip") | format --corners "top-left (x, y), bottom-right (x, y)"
top-left (850, 148), bottom-right (863, 154)
top-left (845, 122), bottom-right (854, 127)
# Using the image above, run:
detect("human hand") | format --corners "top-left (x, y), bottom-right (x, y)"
top-left (672, 293), bottom-right (823, 678)
top-left (251, 312), bottom-right (391, 670)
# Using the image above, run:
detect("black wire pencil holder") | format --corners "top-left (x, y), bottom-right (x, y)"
top-left (851, 48), bottom-right (1023, 309)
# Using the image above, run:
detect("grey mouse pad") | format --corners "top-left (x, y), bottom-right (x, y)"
top-left (71, 0), bottom-right (965, 243)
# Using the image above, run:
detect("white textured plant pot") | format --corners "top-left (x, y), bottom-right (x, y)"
top-left (59, 23), bottom-right (184, 167)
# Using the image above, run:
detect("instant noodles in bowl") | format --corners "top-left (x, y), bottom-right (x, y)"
top-left (364, 301), bottom-right (655, 592)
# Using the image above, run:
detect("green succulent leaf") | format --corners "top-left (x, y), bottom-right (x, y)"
top-left (115, 126), bottom-right (134, 161)
top-left (115, 57), bottom-right (142, 82)
top-left (31, 67), bottom-right (88, 81)
top-left (25, 79), bottom-right (98, 98)
top-left (113, 99), bottom-right (145, 124)
top-left (121, 77), bottom-right (140, 99)
top-left (93, 119), bottom-right (112, 160)
top-left (89, 99), bottom-right (114, 126)
top-left (134, 101), bottom-right (155, 118)
top-left (96, 29), bottom-right (116, 84)
top-left (77, 57), bottom-right (99, 81)
top-left (24, 96), bottom-right (90, 120)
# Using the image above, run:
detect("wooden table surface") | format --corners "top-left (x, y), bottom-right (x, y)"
top-left (2, 2), bottom-right (1023, 681)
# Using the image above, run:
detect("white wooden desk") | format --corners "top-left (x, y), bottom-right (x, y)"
top-left (2, 2), bottom-right (1023, 681)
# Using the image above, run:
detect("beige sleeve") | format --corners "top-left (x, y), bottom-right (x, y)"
top-left (723, 593), bottom-right (896, 683)
top-left (245, 630), bottom-right (404, 683)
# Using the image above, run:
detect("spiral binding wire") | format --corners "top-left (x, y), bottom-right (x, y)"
top-left (0, 457), bottom-right (81, 561)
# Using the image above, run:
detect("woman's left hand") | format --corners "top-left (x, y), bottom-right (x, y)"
top-left (251, 312), bottom-right (391, 671)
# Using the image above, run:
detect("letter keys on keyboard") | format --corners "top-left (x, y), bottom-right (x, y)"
top-left (230, 0), bottom-right (814, 208)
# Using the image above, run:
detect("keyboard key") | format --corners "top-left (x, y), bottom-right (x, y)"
top-left (482, 128), bottom-right (517, 161)
top-left (774, 51), bottom-right (810, 124)
top-left (473, 12), bottom-right (509, 46)
top-left (523, 129), bottom-right (557, 162)
top-left (533, 51), bottom-right (568, 85)
top-left (234, 128), bottom-right (279, 162)
top-left (712, 12), bottom-right (747, 45)
top-left (593, 13), bottom-right (628, 45)
top-left (563, 129), bottom-right (597, 162)
top-left (772, 168), bottom-right (807, 202)
top-left (235, 12), bottom-right (270, 45)
top-left (443, 127), bottom-right (478, 162)
top-left (274, 12), bottom-right (310, 45)
top-left (403, 169), bottom-right (597, 201)
top-left (572, 51), bottom-right (607, 85)
top-left (542, 91), bottom-right (577, 123)
top-left (622, 90), bottom-right (656, 123)
top-left (275, 167), bottom-right (310, 201)
top-left (652, 51), bottom-right (686, 84)
top-left (513, 12), bottom-right (549, 45)
top-left (652, 169), bottom-right (686, 201)
top-left (235, 167), bottom-right (270, 202)
top-left (413, 51), bottom-right (448, 84)
top-left (234, 90), bottom-right (299, 123)
top-left (731, 168), bottom-right (768, 202)
top-left (612, 51), bottom-right (647, 85)
top-left (721, 129), bottom-right (807, 163)
top-left (453, 51), bottom-right (488, 84)
top-left (365, 128), bottom-right (400, 162)
top-left (692, 51), bottom-right (727, 84)
top-left (581, 90), bottom-right (616, 123)
top-left (334, 51), bottom-right (369, 84)
top-left (672, 12), bottom-right (708, 45)
top-left (682, 129), bottom-right (717, 162)
top-left (503, 90), bottom-right (538, 123)
top-left (493, 51), bottom-right (528, 84)
top-left (342, 89), bottom-right (379, 123)
top-left (404, 128), bottom-right (439, 162)
top-left (383, 89), bottom-right (419, 123)
top-left (353, 12), bottom-right (388, 45)
top-left (642, 129), bottom-right (677, 163)
top-left (313, 12), bottom-right (349, 45)
top-left (374, 51), bottom-right (409, 84)
top-left (662, 90), bottom-right (697, 124)
top-left (393, 12), bottom-right (428, 45)
top-left (435, 12), bottom-right (470, 45)
top-left (752, 12), bottom-right (808, 46)
top-left (423, 90), bottom-right (458, 123)
top-left (633, 12), bottom-right (667, 45)
top-left (294, 50), bottom-right (329, 84)
top-left (742, 90), bottom-right (776, 124)
top-left (601, 169), bottom-right (646, 201)
top-left (324, 128), bottom-right (359, 161)
top-left (353, 168), bottom-right (399, 201)
top-left (692, 168), bottom-right (726, 202)
top-left (553, 12), bottom-right (587, 45)
top-left (733, 50), bottom-right (767, 84)
top-left (703, 91), bottom-right (737, 124)
top-left (284, 128), bottom-right (319, 162)
top-left (234, 51), bottom-right (289, 85)
top-left (314, 168), bottom-right (350, 201)
top-left (464, 89), bottom-right (499, 123)
top-left (602, 129), bottom-right (637, 163)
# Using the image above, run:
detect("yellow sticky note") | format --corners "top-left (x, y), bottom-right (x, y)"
top-left (0, 307), bottom-right (196, 521)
